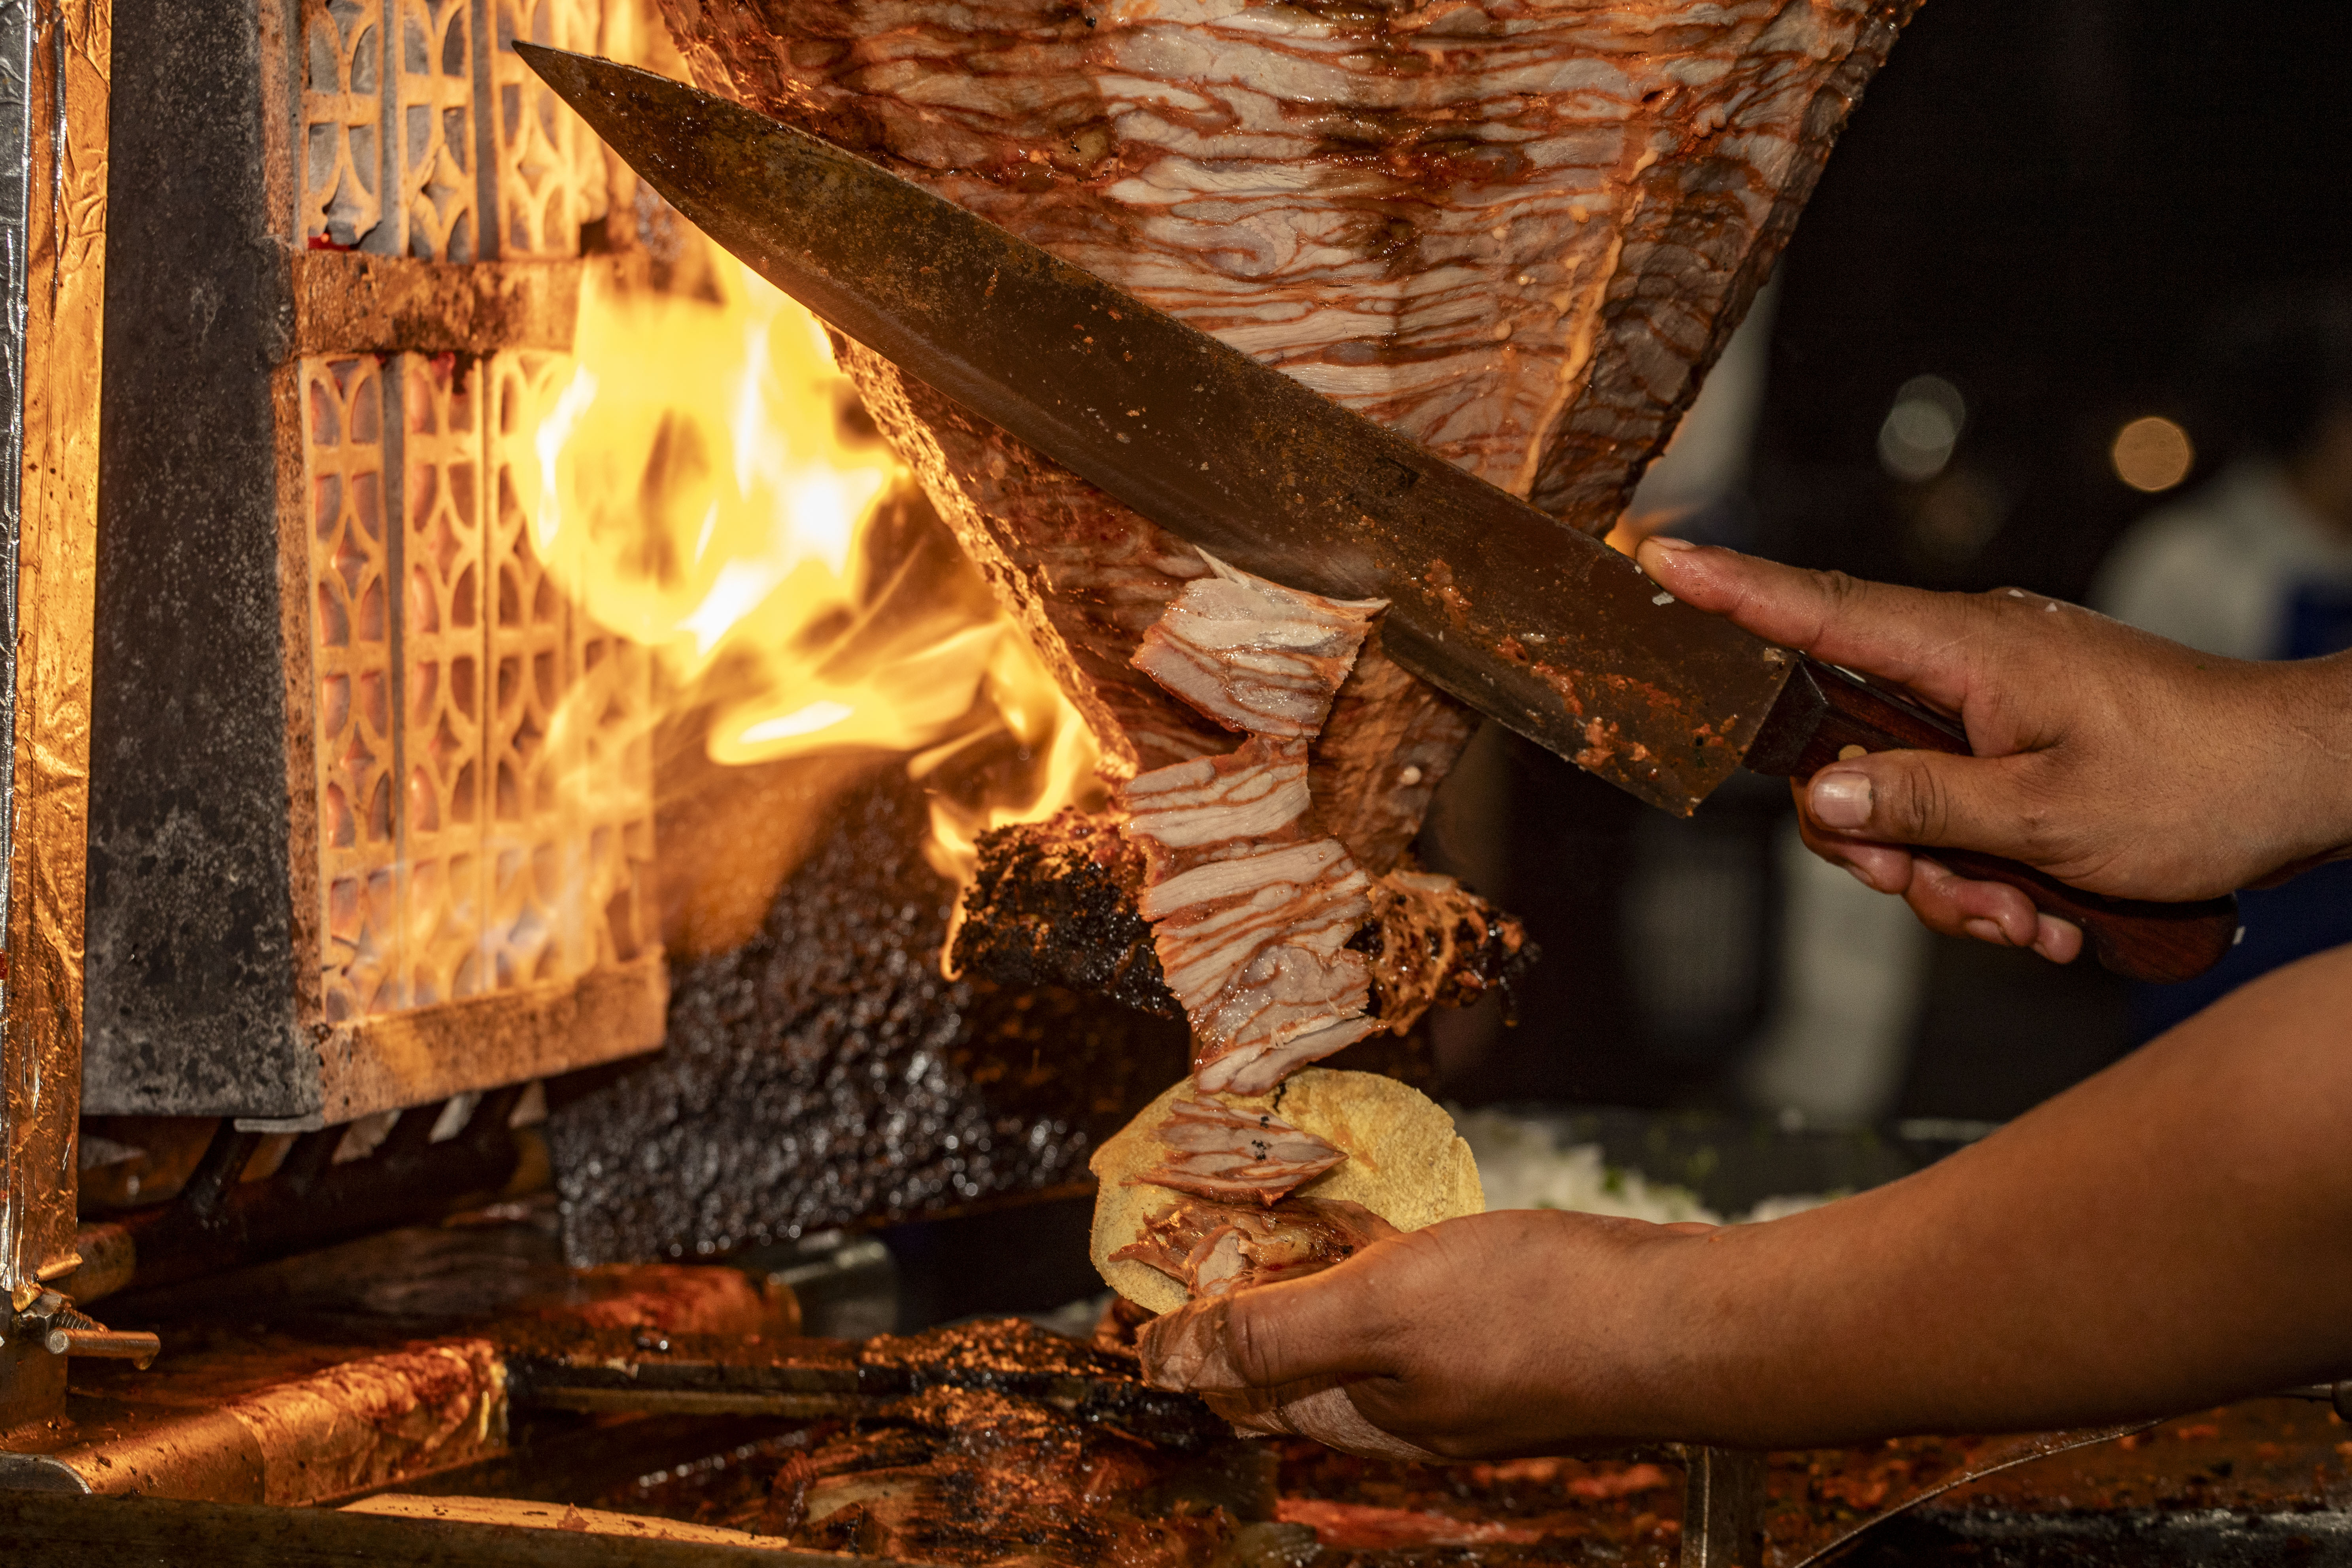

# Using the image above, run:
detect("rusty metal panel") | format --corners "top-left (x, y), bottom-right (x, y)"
top-left (87, 0), bottom-right (324, 1120)
top-left (87, 0), bottom-right (677, 1136)
top-left (89, 0), bottom-right (660, 1123)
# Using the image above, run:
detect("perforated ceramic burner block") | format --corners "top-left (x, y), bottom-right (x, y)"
top-left (298, 349), bottom-right (655, 1030)
top-left (85, 0), bottom-right (669, 1126)
top-left (298, 0), bottom-right (610, 262)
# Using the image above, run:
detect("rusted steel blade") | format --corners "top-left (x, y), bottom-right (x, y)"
top-left (518, 46), bottom-right (1800, 813)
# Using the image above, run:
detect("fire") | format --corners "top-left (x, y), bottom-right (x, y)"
top-left (533, 239), bottom-right (1101, 905)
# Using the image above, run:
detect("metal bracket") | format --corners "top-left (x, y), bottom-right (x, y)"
top-left (4, 1290), bottom-right (159, 1368)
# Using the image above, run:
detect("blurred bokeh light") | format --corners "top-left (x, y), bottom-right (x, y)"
top-left (1878, 375), bottom-right (1966, 481)
top-left (2110, 415), bottom-right (2194, 492)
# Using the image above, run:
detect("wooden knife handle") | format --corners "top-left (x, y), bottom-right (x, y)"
top-left (1747, 657), bottom-right (2239, 985)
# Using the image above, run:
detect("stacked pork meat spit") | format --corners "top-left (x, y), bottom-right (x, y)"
top-left (655, 0), bottom-right (1916, 1385)
top-left (657, 0), bottom-right (1914, 1076)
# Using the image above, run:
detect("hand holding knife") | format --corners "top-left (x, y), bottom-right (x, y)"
top-left (518, 43), bottom-right (2238, 984)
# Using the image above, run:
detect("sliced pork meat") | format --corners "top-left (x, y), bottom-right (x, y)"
top-left (1120, 737), bottom-right (1318, 869)
top-left (1117, 565), bottom-right (1396, 1090)
top-left (1119, 738), bottom-right (1377, 1093)
top-left (1308, 624), bottom-right (1477, 873)
top-left (667, 0), bottom-right (1912, 523)
top-left (848, 346), bottom-right (1480, 852)
top-left (773, 1384), bottom-right (1270, 1563)
top-left (1136, 1097), bottom-right (1346, 1206)
top-left (956, 561), bottom-right (1527, 1069)
top-left (1130, 569), bottom-right (1385, 739)
top-left (1115, 1194), bottom-right (1399, 1299)
top-left (951, 809), bottom-right (1529, 1041)
top-left (598, 1319), bottom-right (1277, 1562)
top-left (672, 3), bottom-right (1914, 1030)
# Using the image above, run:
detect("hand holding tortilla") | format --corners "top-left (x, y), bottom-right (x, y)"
top-left (1089, 1068), bottom-right (1481, 1458)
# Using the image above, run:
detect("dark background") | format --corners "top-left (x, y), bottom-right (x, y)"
top-left (1438, 0), bottom-right (2352, 1122)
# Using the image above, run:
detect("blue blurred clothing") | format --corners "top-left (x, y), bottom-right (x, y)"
top-left (2285, 578), bottom-right (2352, 660)
top-left (2090, 459), bottom-right (2352, 1043)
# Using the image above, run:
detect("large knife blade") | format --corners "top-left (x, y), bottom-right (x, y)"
top-left (520, 43), bottom-right (1783, 816)
top-left (518, 45), bottom-right (2236, 984)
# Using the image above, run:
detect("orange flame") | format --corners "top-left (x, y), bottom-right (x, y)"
top-left (534, 242), bottom-right (1101, 905)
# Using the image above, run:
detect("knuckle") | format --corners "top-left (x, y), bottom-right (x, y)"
top-left (2004, 762), bottom-right (2084, 867)
top-left (1785, 568), bottom-right (1870, 646)
top-left (2010, 806), bottom-right (2061, 864)
top-left (1224, 1298), bottom-right (1282, 1386)
top-left (1812, 569), bottom-right (1869, 614)
top-left (1881, 759), bottom-right (1948, 842)
top-left (1903, 881), bottom-right (1970, 940)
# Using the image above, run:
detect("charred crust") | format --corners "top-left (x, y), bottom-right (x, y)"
top-left (1358, 872), bottom-right (1537, 1028)
top-left (953, 808), bottom-right (1180, 1018)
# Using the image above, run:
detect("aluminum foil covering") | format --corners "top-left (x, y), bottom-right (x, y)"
top-left (0, 0), bottom-right (107, 1300)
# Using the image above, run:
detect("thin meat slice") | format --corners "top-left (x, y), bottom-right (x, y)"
top-left (1119, 739), bottom-right (1377, 1093)
top-left (1113, 1194), bottom-right (1398, 1299)
top-left (1136, 1097), bottom-right (1345, 1206)
top-left (1120, 569), bottom-right (1391, 1093)
top-left (1119, 738), bottom-right (1315, 864)
top-left (1130, 569), bottom-right (1385, 739)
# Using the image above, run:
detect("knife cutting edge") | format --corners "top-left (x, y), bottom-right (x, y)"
top-left (516, 43), bottom-right (2236, 985)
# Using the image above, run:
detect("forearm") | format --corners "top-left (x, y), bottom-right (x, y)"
top-left (1154, 563), bottom-right (2352, 1459)
top-left (1624, 943), bottom-right (2352, 1446)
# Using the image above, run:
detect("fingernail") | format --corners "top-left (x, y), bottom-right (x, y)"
top-left (1964, 917), bottom-right (2008, 945)
top-left (1810, 771), bottom-right (1872, 829)
top-left (1844, 863), bottom-right (1880, 892)
top-left (1644, 535), bottom-right (1697, 553)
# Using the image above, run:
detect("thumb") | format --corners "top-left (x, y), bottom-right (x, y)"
top-left (1807, 750), bottom-right (2046, 861)
top-left (1139, 1265), bottom-right (1390, 1394)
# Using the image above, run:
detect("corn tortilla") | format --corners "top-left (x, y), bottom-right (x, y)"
top-left (1090, 1067), bottom-right (1484, 1313)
